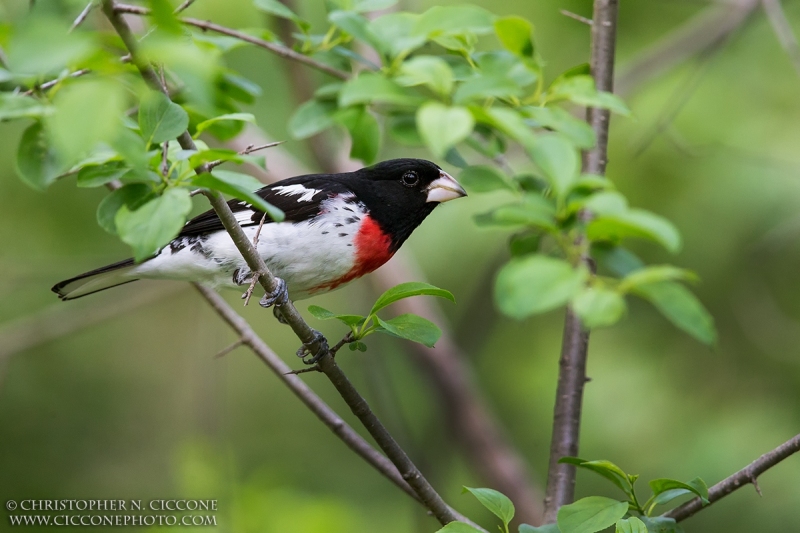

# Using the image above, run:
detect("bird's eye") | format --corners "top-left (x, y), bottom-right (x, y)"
top-left (402, 171), bottom-right (419, 187)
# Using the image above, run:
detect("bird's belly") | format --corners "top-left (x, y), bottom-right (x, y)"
top-left (131, 219), bottom-right (363, 299)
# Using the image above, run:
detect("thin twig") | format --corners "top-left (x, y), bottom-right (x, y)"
top-left (242, 213), bottom-right (267, 306)
top-left (761, 0), bottom-right (800, 76)
top-left (664, 433), bottom-right (800, 522)
top-left (112, 2), bottom-right (349, 80)
top-left (560, 9), bottom-right (593, 25)
top-left (21, 55), bottom-right (130, 96)
top-left (205, 141), bottom-right (285, 171)
top-left (213, 338), bottom-right (244, 358)
top-left (174, 0), bottom-right (195, 14)
top-left (70, 1), bottom-right (95, 32)
top-left (161, 140), bottom-right (169, 177)
top-left (543, 0), bottom-right (619, 523)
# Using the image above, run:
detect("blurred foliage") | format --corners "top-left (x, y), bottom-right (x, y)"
top-left (1, 0), bottom-right (800, 532)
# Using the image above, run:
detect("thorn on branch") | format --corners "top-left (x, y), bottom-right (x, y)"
top-left (750, 474), bottom-right (762, 496)
top-left (70, 1), bottom-right (95, 33)
top-left (174, 0), bottom-right (195, 14)
top-left (285, 364), bottom-right (322, 375)
top-left (561, 9), bottom-right (593, 25)
top-left (214, 339), bottom-right (244, 359)
top-left (206, 140), bottom-right (285, 170)
top-left (242, 271), bottom-right (264, 307)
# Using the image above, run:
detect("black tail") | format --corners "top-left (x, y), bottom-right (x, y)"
top-left (52, 258), bottom-right (138, 300)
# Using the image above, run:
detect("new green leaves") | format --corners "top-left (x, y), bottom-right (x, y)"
top-left (138, 91), bottom-right (190, 146)
top-left (463, 487), bottom-right (514, 531)
top-left (116, 188), bottom-right (192, 262)
top-left (557, 497), bottom-right (628, 533)
top-left (496, 256), bottom-right (587, 319)
top-left (193, 170), bottom-right (285, 223)
top-left (417, 103), bottom-right (474, 158)
top-left (309, 282), bottom-right (454, 350)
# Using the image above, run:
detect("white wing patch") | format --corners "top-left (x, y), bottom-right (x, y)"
top-left (273, 184), bottom-right (320, 202)
top-left (234, 210), bottom-right (255, 224)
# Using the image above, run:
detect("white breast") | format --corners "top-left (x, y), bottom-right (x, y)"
top-left (130, 194), bottom-right (368, 300)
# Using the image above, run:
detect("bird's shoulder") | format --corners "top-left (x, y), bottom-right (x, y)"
top-left (178, 174), bottom-right (355, 237)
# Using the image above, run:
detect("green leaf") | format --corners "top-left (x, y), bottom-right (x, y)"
top-left (474, 196), bottom-right (557, 230)
top-left (639, 517), bottom-right (684, 533)
top-left (111, 127), bottom-right (150, 171)
top-left (15, 122), bottom-right (63, 190)
top-left (509, 232), bottom-right (541, 256)
top-left (571, 288), bottom-right (626, 329)
top-left (592, 245), bottom-right (644, 277)
top-left (289, 100), bottom-right (337, 139)
top-left (587, 210), bottom-right (682, 253)
top-left (494, 16), bottom-right (534, 57)
top-left (558, 458), bottom-right (632, 496)
top-left (388, 115), bottom-right (424, 146)
top-left (7, 16), bottom-right (95, 76)
top-left (193, 170), bottom-right (284, 222)
top-left (528, 134), bottom-right (578, 198)
top-left (434, 522), bottom-right (484, 533)
top-left (417, 102), bottom-right (474, 158)
top-left (195, 113), bottom-right (255, 136)
top-left (220, 73), bottom-right (262, 104)
top-left (395, 56), bottom-right (454, 97)
top-left (307, 305), bottom-right (366, 330)
top-left (116, 188), bottom-right (192, 262)
top-left (615, 517), bottom-right (647, 533)
top-left (187, 149), bottom-right (246, 168)
top-left (375, 314), bottom-right (442, 348)
top-left (336, 106), bottom-right (381, 164)
top-left (0, 93), bottom-right (52, 121)
top-left (547, 75), bottom-right (630, 115)
top-left (582, 191), bottom-right (628, 216)
top-left (138, 91), bottom-right (189, 146)
top-left (370, 282), bottom-right (455, 316)
top-left (618, 266), bottom-right (697, 293)
top-left (495, 255), bottom-right (587, 319)
top-left (649, 478), bottom-right (709, 504)
top-left (414, 5), bottom-right (496, 37)
top-left (96, 184), bottom-right (153, 235)
top-left (329, 10), bottom-right (381, 49)
top-left (633, 282), bottom-right (716, 345)
top-left (519, 525), bottom-right (559, 533)
top-left (76, 161), bottom-right (130, 188)
top-left (48, 78), bottom-right (127, 166)
top-left (463, 487), bottom-right (515, 527)
top-left (368, 13), bottom-right (426, 58)
top-left (459, 165), bottom-right (515, 193)
top-left (339, 73), bottom-right (420, 107)
top-left (149, 0), bottom-right (183, 35)
top-left (254, 0), bottom-right (308, 30)
top-left (527, 106), bottom-right (595, 149)
top-left (454, 75), bottom-right (521, 104)
top-left (556, 497), bottom-right (628, 533)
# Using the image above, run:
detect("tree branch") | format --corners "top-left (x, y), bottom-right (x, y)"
top-left (543, 0), bottom-right (619, 523)
top-left (101, 2), bottom-right (463, 526)
top-left (664, 433), bottom-right (800, 522)
top-left (616, 0), bottom-right (760, 96)
top-left (761, 0), bottom-right (800, 76)
top-left (112, 3), bottom-right (349, 80)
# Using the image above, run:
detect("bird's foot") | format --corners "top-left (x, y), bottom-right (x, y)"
top-left (259, 277), bottom-right (288, 308)
top-left (232, 267), bottom-right (252, 286)
top-left (297, 330), bottom-right (329, 365)
top-left (273, 305), bottom-right (289, 324)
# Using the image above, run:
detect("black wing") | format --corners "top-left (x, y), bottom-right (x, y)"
top-left (179, 175), bottom-right (354, 237)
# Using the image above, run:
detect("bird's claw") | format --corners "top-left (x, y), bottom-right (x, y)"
top-left (297, 330), bottom-right (329, 365)
top-left (232, 267), bottom-right (252, 286)
top-left (259, 277), bottom-right (288, 308)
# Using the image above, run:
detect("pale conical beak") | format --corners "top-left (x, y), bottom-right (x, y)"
top-left (425, 170), bottom-right (468, 203)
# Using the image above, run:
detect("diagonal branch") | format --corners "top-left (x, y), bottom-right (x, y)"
top-left (101, 1), bottom-right (463, 526)
top-left (664, 433), bottom-right (800, 522)
top-left (616, 0), bottom-right (760, 96)
top-left (111, 3), bottom-right (349, 80)
top-left (761, 0), bottom-right (800, 76)
top-left (542, 0), bottom-right (619, 523)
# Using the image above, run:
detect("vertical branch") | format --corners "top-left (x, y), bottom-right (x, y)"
top-left (542, 0), bottom-right (619, 523)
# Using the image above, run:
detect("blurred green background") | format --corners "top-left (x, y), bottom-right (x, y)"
top-left (1, 0), bottom-right (800, 532)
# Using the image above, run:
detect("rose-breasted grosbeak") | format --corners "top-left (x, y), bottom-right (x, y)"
top-left (52, 159), bottom-right (467, 305)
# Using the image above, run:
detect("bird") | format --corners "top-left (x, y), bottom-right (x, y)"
top-left (52, 158), bottom-right (467, 308)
